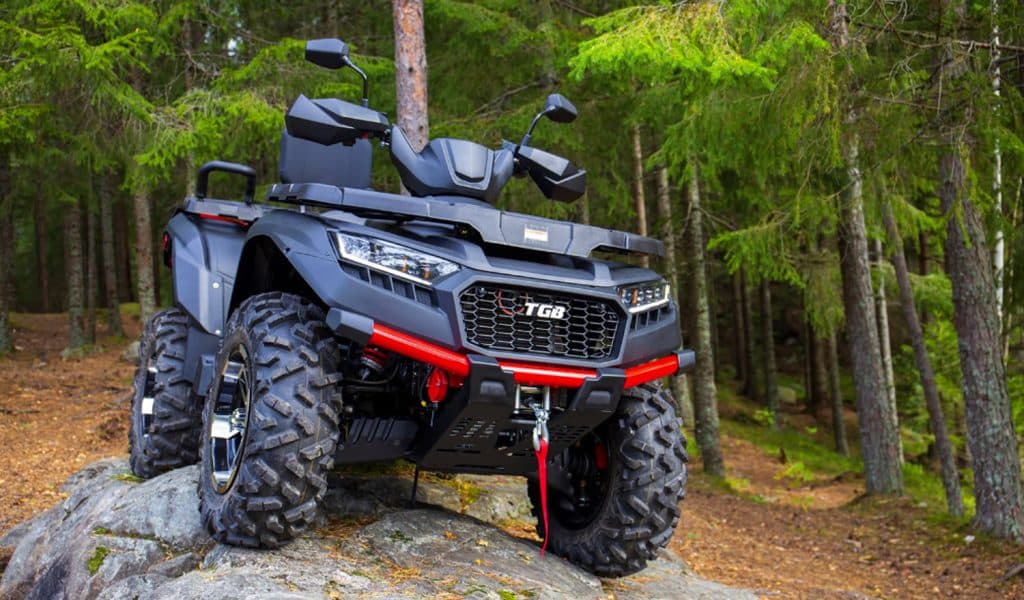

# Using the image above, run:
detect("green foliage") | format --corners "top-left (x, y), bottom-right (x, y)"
top-left (87, 546), bottom-right (109, 575)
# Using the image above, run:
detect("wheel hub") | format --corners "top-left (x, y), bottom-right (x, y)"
top-left (139, 358), bottom-right (158, 437)
top-left (209, 347), bottom-right (251, 493)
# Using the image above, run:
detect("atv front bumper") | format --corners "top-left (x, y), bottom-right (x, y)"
top-left (327, 307), bottom-right (695, 474)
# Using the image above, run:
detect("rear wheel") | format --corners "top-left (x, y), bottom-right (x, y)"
top-left (528, 381), bottom-right (687, 577)
top-left (129, 308), bottom-right (202, 478)
top-left (198, 292), bottom-right (343, 548)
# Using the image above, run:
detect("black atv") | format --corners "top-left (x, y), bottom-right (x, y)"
top-left (128, 38), bottom-right (693, 577)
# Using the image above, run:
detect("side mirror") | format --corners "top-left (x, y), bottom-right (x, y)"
top-left (305, 38), bottom-right (349, 69)
top-left (543, 93), bottom-right (577, 123)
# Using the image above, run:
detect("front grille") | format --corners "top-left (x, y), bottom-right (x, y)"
top-left (459, 284), bottom-right (621, 360)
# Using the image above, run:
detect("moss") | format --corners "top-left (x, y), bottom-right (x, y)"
top-left (387, 529), bottom-right (412, 543)
top-left (497, 591), bottom-right (517, 600)
top-left (87, 546), bottom-right (109, 575)
top-left (111, 472), bottom-right (145, 484)
top-left (92, 527), bottom-right (111, 535)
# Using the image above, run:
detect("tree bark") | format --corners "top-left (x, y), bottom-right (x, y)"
top-left (827, 332), bottom-right (849, 455)
top-left (133, 188), bottom-right (156, 323)
top-left (687, 161), bottom-right (724, 477)
top-left (939, 149), bottom-right (1023, 539)
top-left (830, 0), bottom-right (903, 494)
top-left (740, 268), bottom-right (759, 401)
top-left (631, 124), bottom-right (650, 269)
top-left (874, 236), bottom-right (900, 461)
top-left (100, 174), bottom-right (124, 337)
top-left (34, 192), bottom-right (50, 312)
top-left (837, 135), bottom-right (902, 494)
top-left (810, 328), bottom-right (831, 416)
top-left (65, 203), bottom-right (86, 351)
top-left (392, 0), bottom-right (430, 154)
top-left (657, 167), bottom-right (692, 423)
top-left (732, 272), bottom-right (748, 384)
top-left (84, 196), bottom-right (98, 344)
top-left (881, 199), bottom-right (964, 517)
top-left (0, 154), bottom-right (12, 352)
top-left (760, 281), bottom-right (779, 428)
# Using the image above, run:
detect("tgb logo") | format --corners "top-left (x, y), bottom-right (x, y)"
top-left (523, 302), bottom-right (568, 319)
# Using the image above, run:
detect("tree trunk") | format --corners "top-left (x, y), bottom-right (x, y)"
top-left (830, 0), bottom-right (902, 494)
top-left (874, 237), bottom-right (900, 461)
top-left (760, 281), bottom-right (779, 428)
top-left (100, 174), bottom-right (124, 337)
top-left (687, 161), bottom-right (724, 477)
top-left (740, 268), bottom-right (759, 401)
top-left (882, 199), bottom-right (964, 517)
top-left (133, 188), bottom-right (156, 323)
top-left (0, 154), bottom-right (12, 352)
top-left (392, 0), bottom-right (430, 154)
top-left (631, 124), bottom-right (650, 269)
top-left (84, 196), bottom-right (98, 344)
top-left (657, 167), bottom-right (692, 423)
top-left (732, 272), bottom-right (748, 383)
top-left (65, 203), bottom-right (86, 352)
top-left (115, 197), bottom-right (133, 301)
top-left (827, 332), bottom-right (849, 455)
top-left (34, 192), bottom-right (50, 312)
top-left (939, 149), bottom-right (1023, 539)
top-left (809, 325), bottom-right (831, 416)
top-left (991, 0), bottom-right (1005, 326)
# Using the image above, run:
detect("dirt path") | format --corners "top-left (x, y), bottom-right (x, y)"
top-left (0, 313), bottom-right (140, 534)
top-left (1, 313), bottom-right (1022, 598)
top-left (676, 435), bottom-right (1024, 599)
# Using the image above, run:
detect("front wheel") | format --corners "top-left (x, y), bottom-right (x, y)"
top-left (528, 381), bottom-right (688, 577)
top-left (198, 293), bottom-right (343, 548)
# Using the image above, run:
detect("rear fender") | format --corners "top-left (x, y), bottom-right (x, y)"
top-left (166, 213), bottom-right (246, 335)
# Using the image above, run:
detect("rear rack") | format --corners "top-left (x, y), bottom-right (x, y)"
top-left (266, 182), bottom-right (665, 259)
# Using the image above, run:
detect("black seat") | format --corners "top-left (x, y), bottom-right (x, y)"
top-left (279, 129), bottom-right (373, 189)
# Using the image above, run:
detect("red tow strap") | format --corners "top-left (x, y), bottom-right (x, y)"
top-left (536, 438), bottom-right (549, 556)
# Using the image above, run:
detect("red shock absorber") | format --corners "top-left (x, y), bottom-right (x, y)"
top-left (359, 345), bottom-right (390, 379)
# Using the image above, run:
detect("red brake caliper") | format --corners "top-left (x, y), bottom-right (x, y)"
top-left (531, 405), bottom-right (551, 557)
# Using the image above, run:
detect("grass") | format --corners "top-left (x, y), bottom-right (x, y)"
top-left (87, 546), bottom-right (109, 575)
top-left (710, 379), bottom-right (974, 522)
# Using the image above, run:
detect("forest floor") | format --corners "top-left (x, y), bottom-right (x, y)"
top-left (1, 311), bottom-right (1023, 599)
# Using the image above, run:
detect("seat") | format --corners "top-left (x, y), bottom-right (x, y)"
top-left (279, 129), bottom-right (373, 189)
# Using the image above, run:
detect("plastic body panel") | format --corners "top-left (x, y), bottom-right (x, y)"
top-left (224, 209), bottom-right (681, 369)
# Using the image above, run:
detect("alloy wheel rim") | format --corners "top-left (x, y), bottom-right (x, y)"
top-left (209, 346), bottom-right (251, 494)
top-left (138, 350), bottom-right (158, 438)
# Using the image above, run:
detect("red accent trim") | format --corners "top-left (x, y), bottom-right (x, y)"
top-left (497, 361), bottom-right (597, 388)
top-left (198, 213), bottom-right (252, 228)
top-left (366, 323), bottom-right (678, 389)
top-left (622, 354), bottom-right (680, 388)
top-left (368, 324), bottom-right (471, 377)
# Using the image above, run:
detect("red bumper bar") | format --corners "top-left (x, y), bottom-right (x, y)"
top-left (366, 323), bottom-right (689, 389)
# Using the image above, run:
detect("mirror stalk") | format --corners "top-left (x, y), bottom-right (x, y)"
top-left (343, 57), bottom-right (370, 107)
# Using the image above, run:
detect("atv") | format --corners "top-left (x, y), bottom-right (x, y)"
top-left (128, 38), bottom-right (693, 577)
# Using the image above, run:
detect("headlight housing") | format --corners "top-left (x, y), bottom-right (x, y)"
top-left (619, 281), bottom-right (671, 313)
top-left (335, 233), bottom-right (460, 286)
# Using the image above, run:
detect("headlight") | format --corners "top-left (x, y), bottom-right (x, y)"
top-left (336, 233), bottom-right (460, 286)
top-left (619, 281), bottom-right (671, 313)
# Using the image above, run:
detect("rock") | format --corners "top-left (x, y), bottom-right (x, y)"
top-left (459, 474), bottom-right (532, 525)
top-left (122, 341), bottom-right (141, 365)
top-left (606, 549), bottom-right (757, 600)
top-left (1, 459), bottom-right (755, 600)
top-left (361, 509), bottom-right (603, 599)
